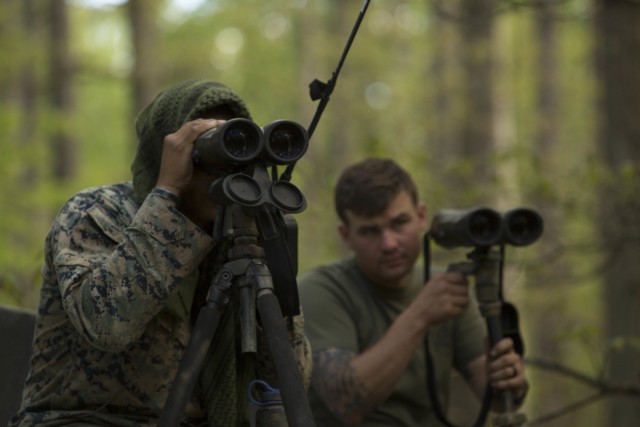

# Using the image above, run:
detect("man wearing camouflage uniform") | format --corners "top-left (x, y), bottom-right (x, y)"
top-left (9, 80), bottom-right (311, 427)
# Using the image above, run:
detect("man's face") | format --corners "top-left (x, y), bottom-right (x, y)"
top-left (338, 190), bottom-right (427, 289)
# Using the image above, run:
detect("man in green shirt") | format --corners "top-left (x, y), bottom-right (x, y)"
top-left (299, 158), bottom-right (528, 426)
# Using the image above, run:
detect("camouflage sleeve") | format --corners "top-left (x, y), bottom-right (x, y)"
top-left (254, 311), bottom-right (313, 391)
top-left (51, 191), bottom-right (215, 352)
top-left (291, 312), bottom-right (313, 391)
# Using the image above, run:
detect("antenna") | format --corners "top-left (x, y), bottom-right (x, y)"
top-left (280, 0), bottom-right (371, 182)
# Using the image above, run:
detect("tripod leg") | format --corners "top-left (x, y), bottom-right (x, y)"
top-left (475, 253), bottom-right (527, 427)
top-left (256, 291), bottom-right (315, 427)
top-left (158, 305), bottom-right (224, 427)
top-left (240, 275), bottom-right (257, 353)
top-left (158, 268), bottom-right (233, 427)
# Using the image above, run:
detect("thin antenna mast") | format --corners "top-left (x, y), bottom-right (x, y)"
top-left (280, 0), bottom-right (371, 182)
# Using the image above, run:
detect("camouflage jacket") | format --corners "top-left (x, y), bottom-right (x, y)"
top-left (10, 182), bottom-right (311, 427)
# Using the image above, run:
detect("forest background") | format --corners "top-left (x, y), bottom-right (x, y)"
top-left (1, 0), bottom-right (639, 426)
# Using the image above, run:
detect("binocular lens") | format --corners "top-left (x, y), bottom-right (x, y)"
top-left (430, 208), bottom-right (503, 249)
top-left (469, 213), bottom-right (501, 242)
top-left (222, 122), bottom-right (262, 160)
top-left (193, 118), bottom-right (263, 171)
top-left (270, 129), bottom-right (297, 159)
top-left (503, 208), bottom-right (544, 246)
top-left (264, 121), bottom-right (309, 165)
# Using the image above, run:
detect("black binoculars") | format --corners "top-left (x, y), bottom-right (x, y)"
top-left (192, 118), bottom-right (309, 173)
top-left (429, 207), bottom-right (544, 249)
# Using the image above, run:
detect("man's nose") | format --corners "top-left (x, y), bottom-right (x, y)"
top-left (380, 229), bottom-right (399, 251)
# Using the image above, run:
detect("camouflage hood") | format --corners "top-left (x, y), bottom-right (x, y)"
top-left (131, 79), bottom-right (252, 204)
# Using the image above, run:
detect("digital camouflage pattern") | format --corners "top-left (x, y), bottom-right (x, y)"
top-left (9, 183), bottom-right (311, 427)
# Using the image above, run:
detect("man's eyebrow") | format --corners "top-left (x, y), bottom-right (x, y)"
top-left (392, 212), bottom-right (412, 222)
top-left (356, 223), bottom-right (380, 233)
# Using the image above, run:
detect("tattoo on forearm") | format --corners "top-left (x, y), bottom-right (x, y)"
top-left (312, 348), bottom-right (372, 421)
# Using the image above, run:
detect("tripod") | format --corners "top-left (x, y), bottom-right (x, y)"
top-left (424, 206), bottom-right (542, 427)
top-left (447, 246), bottom-right (527, 427)
top-left (159, 165), bottom-right (315, 427)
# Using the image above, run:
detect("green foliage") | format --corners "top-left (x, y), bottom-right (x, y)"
top-left (0, 1), bottom-right (602, 299)
top-left (1, 1), bottom-right (637, 424)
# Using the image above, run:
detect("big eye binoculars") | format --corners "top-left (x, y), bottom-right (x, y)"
top-left (429, 207), bottom-right (544, 249)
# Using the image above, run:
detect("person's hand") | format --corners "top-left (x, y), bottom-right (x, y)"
top-left (155, 118), bottom-right (225, 198)
top-left (487, 337), bottom-right (528, 402)
top-left (411, 272), bottom-right (469, 330)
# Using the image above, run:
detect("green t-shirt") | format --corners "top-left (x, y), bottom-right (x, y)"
top-left (298, 258), bottom-right (486, 427)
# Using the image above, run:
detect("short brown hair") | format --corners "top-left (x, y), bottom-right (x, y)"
top-left (335, 158), bottom-right (418, 223)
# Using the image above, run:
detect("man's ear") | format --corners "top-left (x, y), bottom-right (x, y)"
top-left (337, 223), bottom-right (353, 250)
top-left (417, 202), bottom-right (428, 231)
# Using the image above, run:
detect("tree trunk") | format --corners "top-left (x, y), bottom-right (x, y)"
top-left (13, 0), bottom-right (40, 186)
top-left (49, 0), bottom-right (76, 181)
top-left (428, 1), bottom-right (459, 180)
top-left (595, 0), bottom-right (640, 425)
top-left (525, 2), bottom-right (571, 425)
top-left (457, 0), bottom-right (497, 206)
top-left (127, 0), bottom-right (162, 120)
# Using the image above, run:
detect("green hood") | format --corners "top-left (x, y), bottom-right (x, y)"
top-left (131, 79), bottom-right (252, 204)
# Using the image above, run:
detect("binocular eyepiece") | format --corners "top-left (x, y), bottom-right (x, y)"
top-left (192, 118), bottom-right (309, 173)
top-left (429, 207), bottom-right (544, 249)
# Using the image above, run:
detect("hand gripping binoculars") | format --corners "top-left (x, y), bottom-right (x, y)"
top-left (429, 207), bottom-right (544, 249)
